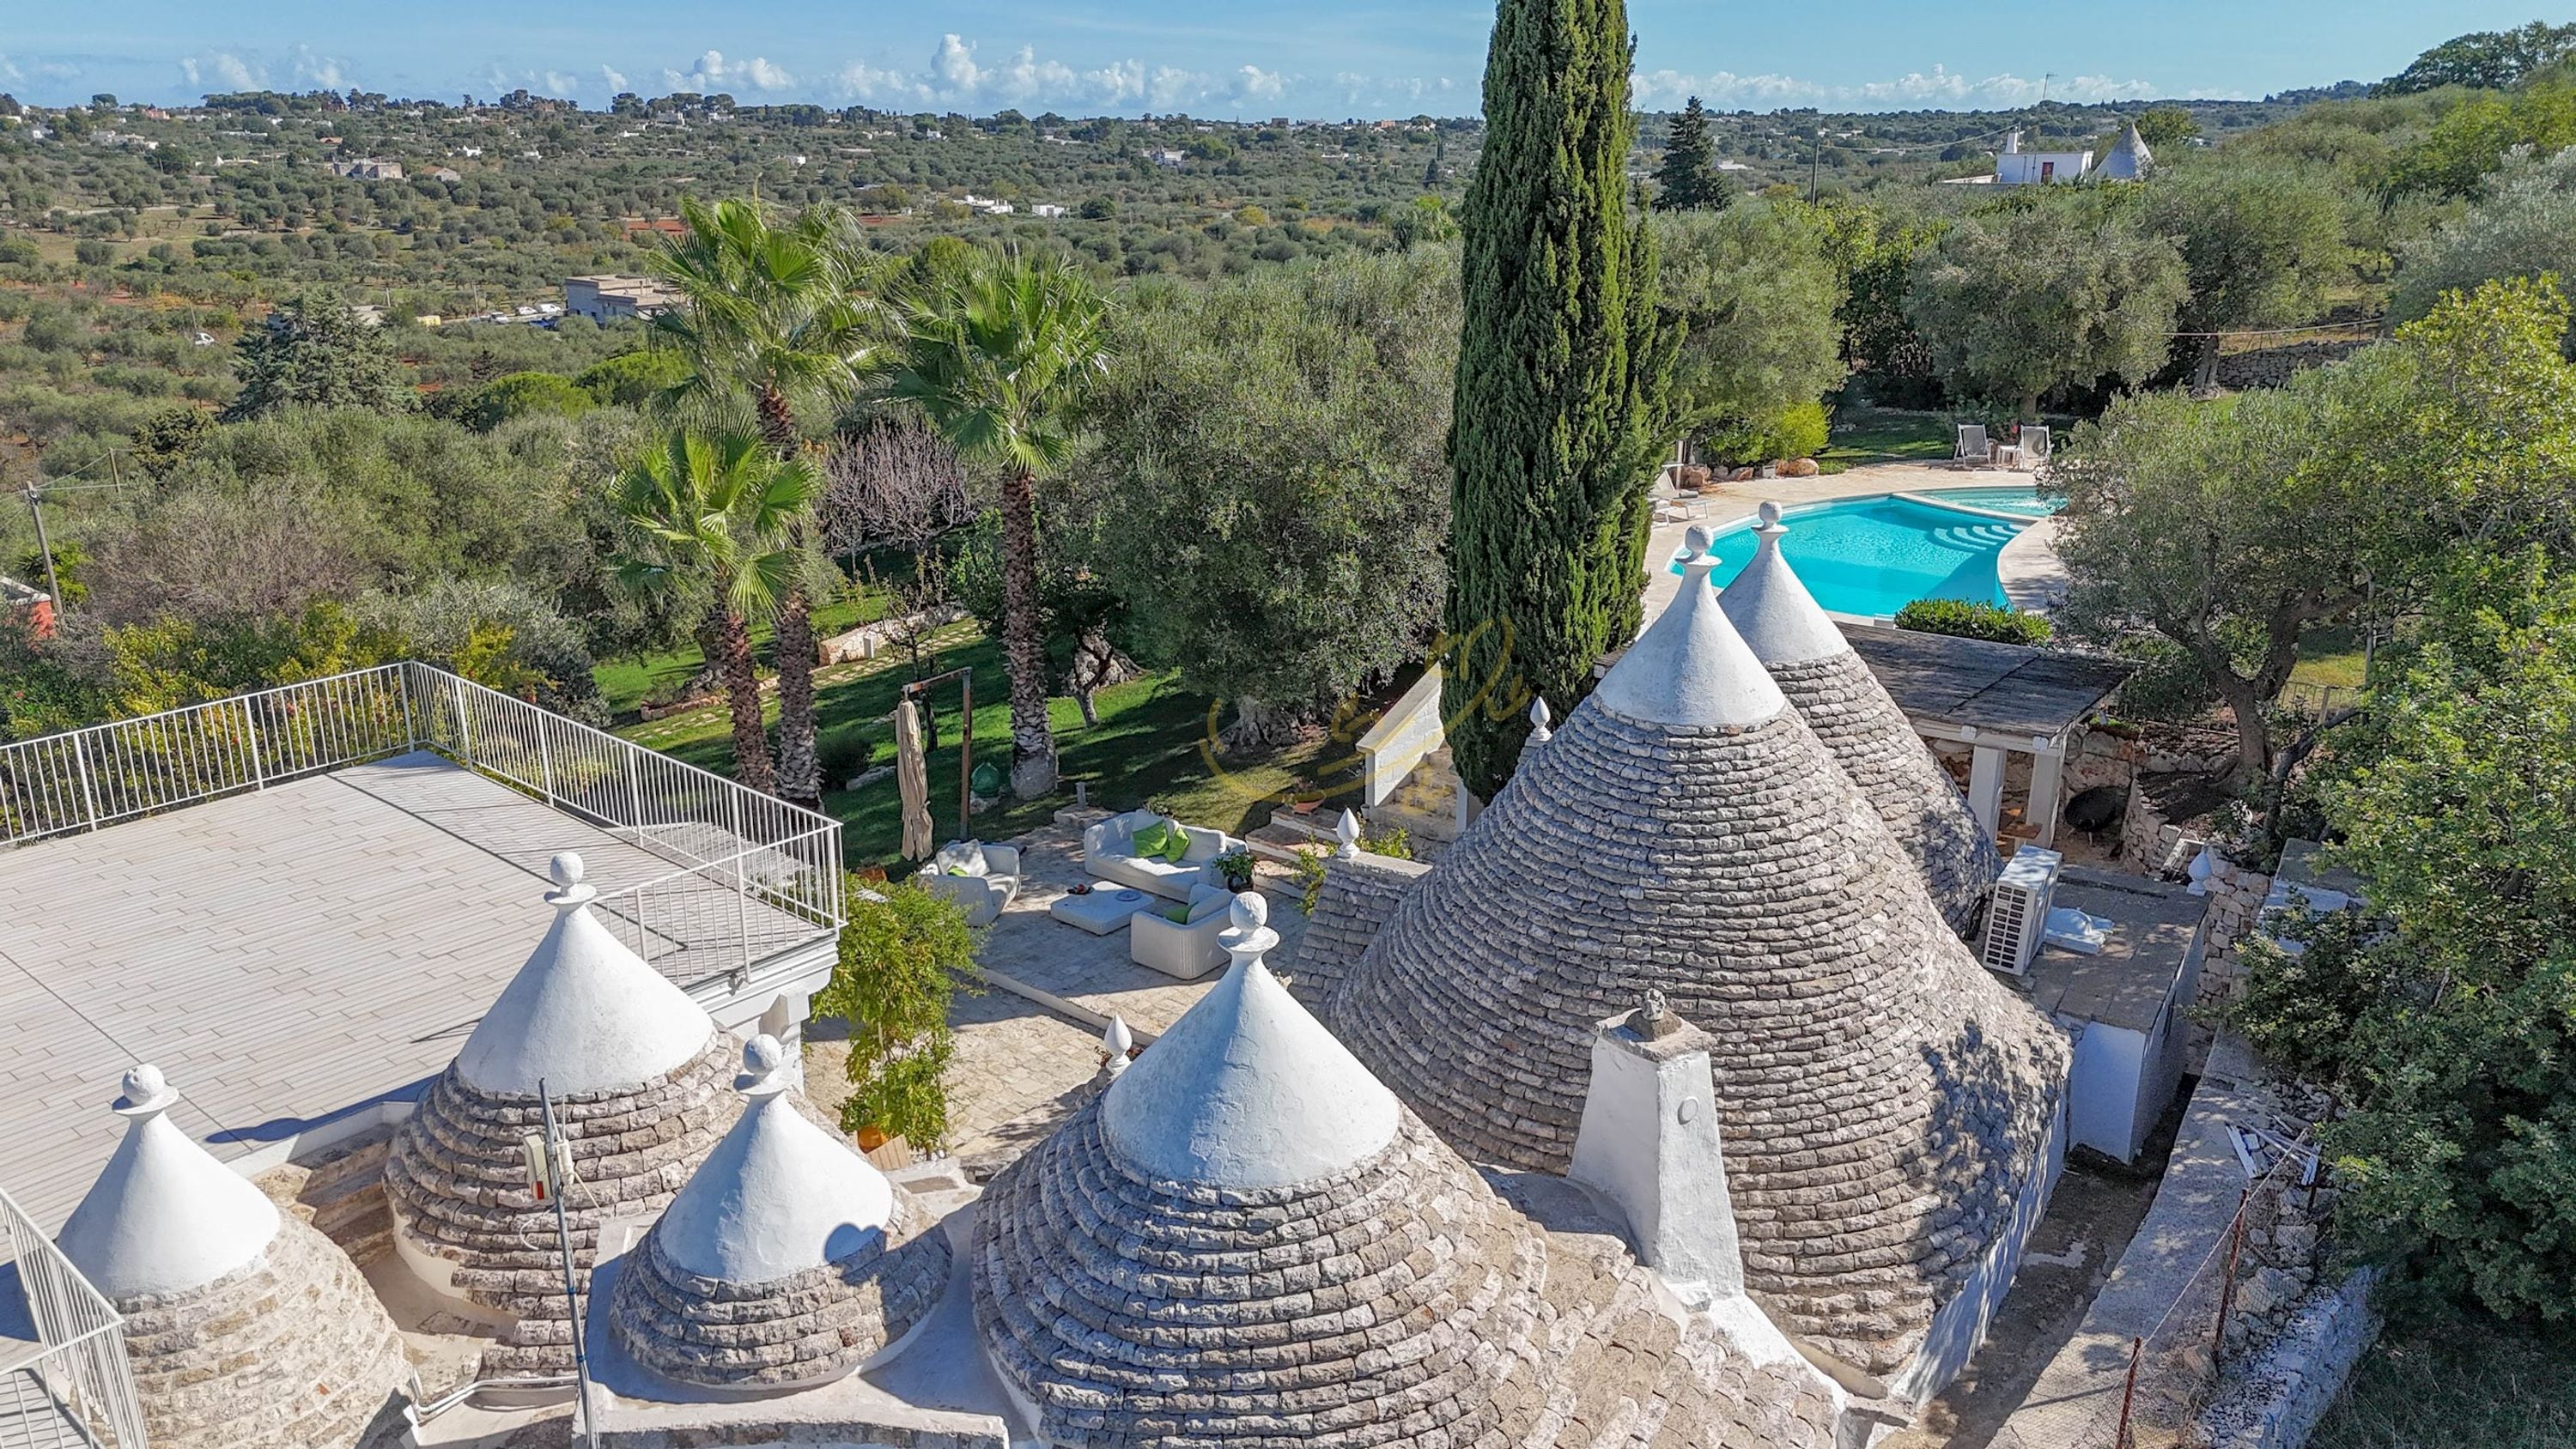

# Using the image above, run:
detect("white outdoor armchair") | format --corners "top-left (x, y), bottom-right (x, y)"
top-left (918, 840), bottom-right (1021, 927)
top-left (1127, 883), bottom-right (1236, 980)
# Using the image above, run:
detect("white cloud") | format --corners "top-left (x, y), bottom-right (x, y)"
top-left (600, 64), bottom-right (629, 93)
top-left (0, 55), bottom-right (22, 84)
top-left (289, 45), bottom-right (347, 90)
top-left (1632, 63), bottom-right (2169, 112)
top-left (824, 34), bottom-right (1257, 112)
top-left (663, 49), bottom-right (796, 94)
top-left (179, 52), bottom-right (263, 93)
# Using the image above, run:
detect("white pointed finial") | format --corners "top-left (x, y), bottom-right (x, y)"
top-left (1679, 524), bottom-right (1721, 586)
top-left (1528, 697), bottom-right (1553, 744)
top-left (545, 851), bottom-right (595, 907)
top-left (1334, 807), bottom-right (1360, 860)
top-left (1219, 890), bottom-right (1279, 970)
top-left (738, 1033), bottom-right (790, 1095)
top-left (117, 1063), bottom-right (176, 1117)
top-left (1102, 1016), bottom-right (1133, 1076)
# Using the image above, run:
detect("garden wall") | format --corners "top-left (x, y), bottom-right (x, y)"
top-left (2196, 1269), bottom-right (2383, 1449)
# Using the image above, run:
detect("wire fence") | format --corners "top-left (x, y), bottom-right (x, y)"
top-left (0, 1186), bottom-right (146, 1449)
top-left (2040, 1136), bottom-right (2324, 1449)
top-left (0, 662), bottom-right (845, 993)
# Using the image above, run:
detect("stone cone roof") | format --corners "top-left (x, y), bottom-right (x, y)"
top-left (1720, 504), bottom-right (2000, 934)
top-left (973, 900), bottom-right (1844, 1446)
top-left (608, 1037), bottom-right (952, 1392)
top-left (1326, 549), bottom-right (2069, 1377)
top-left (385, 854), bottom-right (733, 1375)
top-left (58, 1068), bottom-right (410, 1449)
top-left (2097, 121), bottom-right (2153, 179)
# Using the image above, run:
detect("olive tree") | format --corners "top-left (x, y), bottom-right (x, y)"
top-left (2142, 161), bottom-right (2349, 391)
top-left (1080, 248), bottom-right (1459, 746)
top-left (1905, 197), bottom-right (2187, 419)
top-left (1654, 203), bottom-right (1846, 453)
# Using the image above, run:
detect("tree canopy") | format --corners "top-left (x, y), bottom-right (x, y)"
top-left (1653, 96), bottom-right (1728, 211)
top-left (1655, 203), bottom-right (1847, 456)
top-left (1444, 0), bottom-right (1674, 799)
top-left (1080, 249), bottom-right (1458, 737)
top-left (222, 290), bottom-right (414, 421)
top-left (1905, 196), bottom-right (2187, 418)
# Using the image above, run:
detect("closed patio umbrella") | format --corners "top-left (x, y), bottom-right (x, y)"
top-left (896, 699), bottom-right (933, 862)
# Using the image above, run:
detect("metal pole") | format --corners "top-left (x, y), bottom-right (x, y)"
top-left (957, 668), bottom-right (974, 839)
top-left (2213, 1188), bottom-right (2250, 1366)
top-left (22, 485), bottom-right (63, 613)
top-left (731, 789), bottom-right (752, 987)
top-left (241, 698), bottom-right (265, 790)
top-left (70, 732), bottom-right (100, 831)
top-left (2114, 1334), bottom-right (2142, 1449)
top-left (399, 664), bottom-right (417, 753)
top-left (537, 1081), bottom-right (603, 1449)
top-left (538, 717), bottom-right (556, 806)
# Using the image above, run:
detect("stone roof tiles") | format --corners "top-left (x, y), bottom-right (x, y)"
top-left (55, 1066), bottom-right (410, 1449)
top-left (385, 856), bottom-right (734, 1374)
top-left (606, 1035), bottom-right (951, 1392)
top-left (1326, 686), bottom-right (2068, 1376)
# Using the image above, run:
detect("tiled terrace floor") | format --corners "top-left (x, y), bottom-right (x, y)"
top-left (0, 752), bottom-right (820, 1231)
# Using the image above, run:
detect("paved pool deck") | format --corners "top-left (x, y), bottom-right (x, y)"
top-left (1643, 459), bottom-right (2068, 627)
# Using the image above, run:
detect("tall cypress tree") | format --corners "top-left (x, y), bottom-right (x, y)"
top-left (1443, 0), bottom-right (1674, 800)
top-left (1653, 96), bottom-right (1727, 210)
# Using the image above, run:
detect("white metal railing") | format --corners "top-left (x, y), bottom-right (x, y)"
top-left (0, 663), bottom-right (843, 991)
top-left (0, 1187), bottom-right (146, 1449)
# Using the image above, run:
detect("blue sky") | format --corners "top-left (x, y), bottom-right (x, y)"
top-left (0, 2), bottom-right (2548, 118)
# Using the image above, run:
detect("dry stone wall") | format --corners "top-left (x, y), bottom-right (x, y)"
top-left (2196, 1269), bottom-right (2382, 1449)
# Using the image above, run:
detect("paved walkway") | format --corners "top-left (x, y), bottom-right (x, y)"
top-left (0, 753), bottom-right (821, 1231)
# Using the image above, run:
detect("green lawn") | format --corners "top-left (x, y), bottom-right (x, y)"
top-left (1820, 407), bottom-right (1957, 467)
top-left (2312, 1311), bottom-right (2576, 1448)
top-left (592, 587), bottom-right (892, 717)
top-left (2289, 624), bottom-right (2368, 690)
top-left (616, 624), bottom-right (1365, 873)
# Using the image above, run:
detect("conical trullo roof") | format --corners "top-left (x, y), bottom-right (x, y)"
top-left (609, 1034), bottom-right (952, 1392)
top-left (975, 895), bottom-right (1849, 1447)
top-left (1720, 501), bottom-right (2001, 933)
top-left (1327, 543), bottom-right (2069, 1379)
top-left (386, 852), bottom-right (735, 1374)
top-left (57, 1066), bottom-right (411, 1449)
top-left (2097, 120), bottom-right (2154, 180)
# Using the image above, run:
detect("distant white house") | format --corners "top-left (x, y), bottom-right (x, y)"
top-left (1995, 130), bottom-right (2090, 185)
top-left (564, 274), bottom-right (683, 322)
top-left (1990, 123), bottom-right (2155, 185)
top-left (1030, 203), bottom-right (1068, 219)
top-left (1146, 149), bottom-right (1186, 167)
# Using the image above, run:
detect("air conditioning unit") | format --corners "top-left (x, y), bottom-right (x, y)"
top-left (1981, 846), bottom-right (2064, 977)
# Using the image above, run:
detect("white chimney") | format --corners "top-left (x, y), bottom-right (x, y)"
top-left (1569, 991), bottom-right (1743, 1306)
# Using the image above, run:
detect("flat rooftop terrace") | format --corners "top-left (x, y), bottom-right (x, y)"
top-left (0, 747), bottom-right (835, 1233)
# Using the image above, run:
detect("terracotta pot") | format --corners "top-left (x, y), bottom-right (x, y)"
top-left (856, 1125), bottom-right (890, 1151)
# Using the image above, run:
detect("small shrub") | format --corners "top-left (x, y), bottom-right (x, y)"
top-left (811, 881), bottom-right (981, 1152)
top-left (1360, 824), bottom-right (1414, 859)
top-left (1765, 397), bottom-right (1831, 462)
top-left (1292, 846), bottom-right (1329, 915)
top-left (1893, 597), bottom-right (2051, 646)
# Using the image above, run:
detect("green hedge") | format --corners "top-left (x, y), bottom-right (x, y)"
top-left (1892, 597), bottom-right (2051, 645)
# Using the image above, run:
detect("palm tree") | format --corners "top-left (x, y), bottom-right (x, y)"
top-left (885, 251), bottom-right (1109, 800)
top-left (650, 197), bottom-right (882, 810)
top-left (611, 430), bottom-right (819, 798)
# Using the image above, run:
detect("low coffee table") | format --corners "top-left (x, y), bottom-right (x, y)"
top-left (1048, 886), bottom-right (1156, 936)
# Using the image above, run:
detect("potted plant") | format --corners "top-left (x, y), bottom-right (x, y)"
top-left (1291, 784), bottom-right (1326, 815)
top-left (1212, 846), bottom-right (1256, 892)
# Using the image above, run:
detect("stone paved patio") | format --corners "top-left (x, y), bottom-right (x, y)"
top-left (805, 809), bottom-right (1310, 1181)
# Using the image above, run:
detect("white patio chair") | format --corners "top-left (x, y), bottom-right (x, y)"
top-left (1954, 423), bottom-right (1990, 465)
top-left (2022, 426), bottom-right (2052, 468)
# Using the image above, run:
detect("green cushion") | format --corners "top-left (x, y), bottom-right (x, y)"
top-left (1162, 822), bottom-right (1194, 863)
top-left (1162, 904), bottom-right (1193, 924)
top-left (1130, 821), bottom-right (1174, 858)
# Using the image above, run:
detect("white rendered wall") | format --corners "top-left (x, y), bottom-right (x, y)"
top-left (2065, 1022), bottom-right (2148, 1163)
top-left (1891, 1092), bottom-right (2069, 1404)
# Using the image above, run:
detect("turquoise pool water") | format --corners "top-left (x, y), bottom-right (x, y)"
top-left (1918, 484), bottom-right (2064, 518)
top-left (1669, 489), bottom-right (2064, 618)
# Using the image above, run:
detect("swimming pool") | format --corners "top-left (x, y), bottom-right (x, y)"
top-left (1668, 488), bottom-right (2065, 619)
